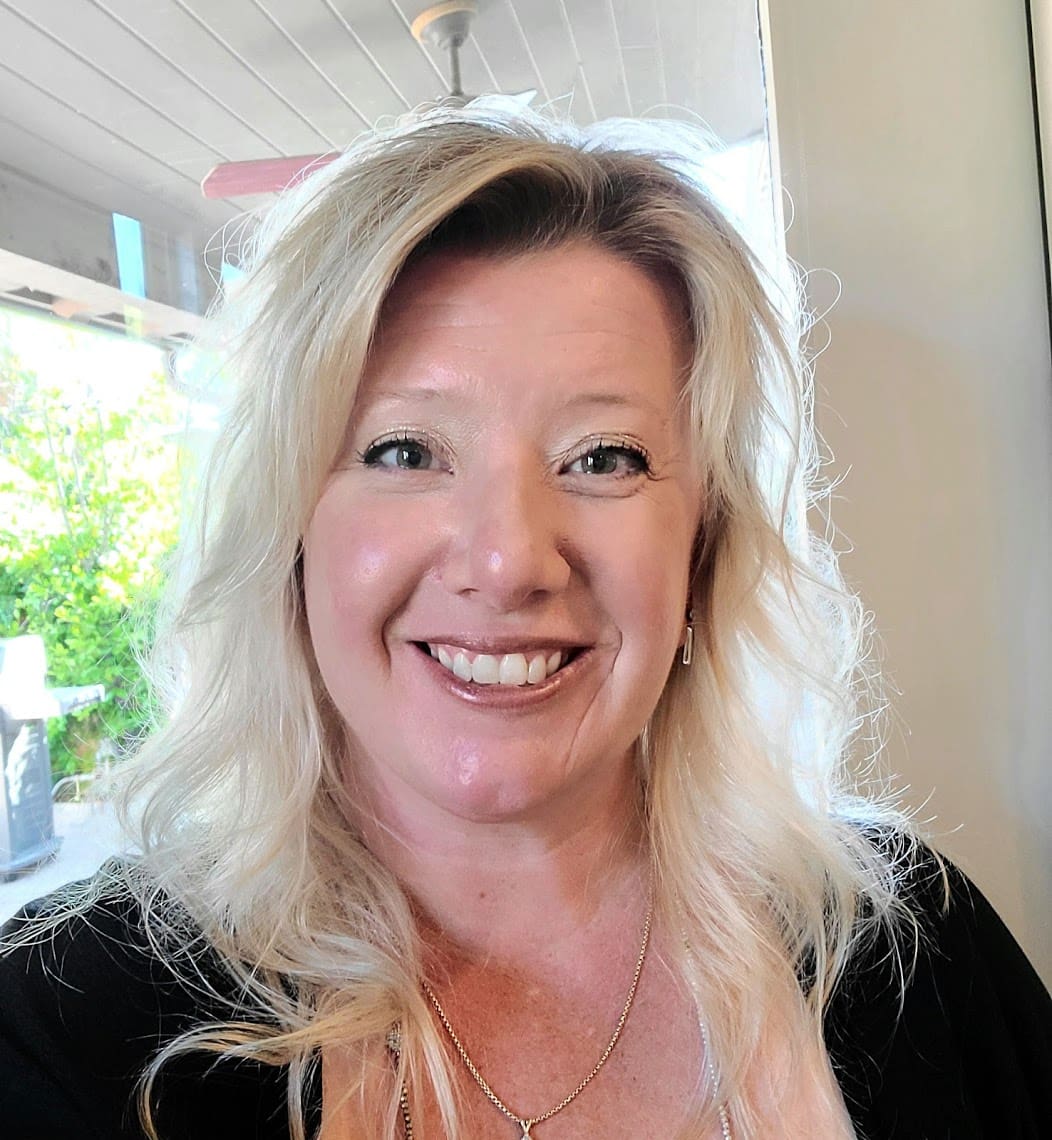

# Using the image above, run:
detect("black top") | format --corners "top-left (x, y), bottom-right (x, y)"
top-left (0, 854), bottom-right (1049, 1139)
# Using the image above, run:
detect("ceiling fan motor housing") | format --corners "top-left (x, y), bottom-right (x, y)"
top-left (411, 2), bottom-right (479, 50)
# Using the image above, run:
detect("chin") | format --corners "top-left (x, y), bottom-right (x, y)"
top-left (424, 750), bottom-right (568, 823)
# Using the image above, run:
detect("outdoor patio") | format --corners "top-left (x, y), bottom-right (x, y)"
top-left (0, 799), bottom-right (121, 922)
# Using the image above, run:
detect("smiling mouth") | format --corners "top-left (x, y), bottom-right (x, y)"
top-left (414, 642), bottom-right (581, 687)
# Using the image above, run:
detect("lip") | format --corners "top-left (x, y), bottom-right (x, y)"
top-left (408, 640), bottom-right (594, 707)
top-left (413, 635), bottom-right (585, 655)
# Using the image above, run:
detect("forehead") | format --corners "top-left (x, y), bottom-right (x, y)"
top-left (366, 244), bottom-right (690, 402)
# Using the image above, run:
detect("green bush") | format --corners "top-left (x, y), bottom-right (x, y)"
top-left (0, 345), bottom-right (183, 777)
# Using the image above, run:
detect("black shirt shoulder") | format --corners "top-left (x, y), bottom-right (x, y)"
top-left (826, 846), bottom-right (1052, 1139)
top-left (0, 875), bottom-right (292, 1140)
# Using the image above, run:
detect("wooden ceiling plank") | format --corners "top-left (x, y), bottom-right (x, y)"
top-left (100, 0), bottom-right (332, 154)
top-left (501, 0), bottom-right (585, 110)
top-left (0, 66), bottom-right (236, 228)
top-left (0, 4), bottom-right (221, 165)
top-left (604, 0), bottom-right (634, 116)
top-left (656, 1), bottom-right (701, 116)
top-left (549, 0), bottom-right (597, 120)
top-left (651, 0), bottom-right (670, 108)
top-left (0, 11), bottom-right (238, 175)
top-left (247, 0), bottom-right (373, 136)
top-left (620, 45), bottom-right (666, 119)
top-left (86, 0), bottom-right (290, 156)
top-left (556, 0), bottom-right (631, 120)
top-left (319, 0), bottom-right (412, 109)
top-left (656, 0), bottom-right (765, 142)
top-left (610, 0), bottom-right (659, 47)
top-left (0, 113), bottom-right (233, 240)
top-left (176, 0), bottom-right (368, 149)
top-left (611, 0), bottom-right (669, 114)
top-left (260, 0), bottom-right (404, 130)
top-left (465, 1), bottom-right (545, 102)
top-left (494, 1), bottom-right (550, 102)
top-left (4, 0), bottom-right (278, 161)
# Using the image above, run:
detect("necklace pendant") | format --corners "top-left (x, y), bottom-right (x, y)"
top-left (518, 1124), bottom-right (533, 1138)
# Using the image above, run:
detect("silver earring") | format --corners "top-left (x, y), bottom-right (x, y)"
top-left (681, 610), bottom-right (695, 667)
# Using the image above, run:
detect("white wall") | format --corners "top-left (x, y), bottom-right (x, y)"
top-left (765, 0), bottom-right (1052, 982)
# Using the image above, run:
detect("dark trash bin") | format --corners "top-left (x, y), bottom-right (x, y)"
top-left (0, 635), bottom-right (104, 879)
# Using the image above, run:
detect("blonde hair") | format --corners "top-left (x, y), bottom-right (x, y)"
top-left (31, 101), bottom-right (919, 1137)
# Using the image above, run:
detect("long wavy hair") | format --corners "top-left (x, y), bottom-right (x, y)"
top-left (24, 101), bottom-right (918, 1137)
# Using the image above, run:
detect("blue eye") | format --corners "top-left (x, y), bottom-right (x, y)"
top-left (565, 443), bottom-right (650, 477)
top-left (361, 437), bottom-right (436, 470)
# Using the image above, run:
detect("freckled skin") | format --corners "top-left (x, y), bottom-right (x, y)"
top-left (302, 244), bottom-right (703, 830)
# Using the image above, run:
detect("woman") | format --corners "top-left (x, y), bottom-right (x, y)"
top-left (1, 102), bottom-right (1049, 1140)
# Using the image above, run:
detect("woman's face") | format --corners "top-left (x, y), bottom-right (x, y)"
top-left (303, 243), bottom-right (704, 826)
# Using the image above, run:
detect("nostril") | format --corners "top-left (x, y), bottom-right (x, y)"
top-left (439, 502), bottom-right (572, 606)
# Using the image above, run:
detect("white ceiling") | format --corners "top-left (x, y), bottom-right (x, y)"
top-left (0, 0), bottom-right (767, 336)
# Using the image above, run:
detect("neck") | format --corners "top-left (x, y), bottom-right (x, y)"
top-left (345, 759), bottom-right (649, 965)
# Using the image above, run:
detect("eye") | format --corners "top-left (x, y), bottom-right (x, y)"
top-left (563, 441), bottom-right (651, 478)
top-left (360, 434), bottom-right (439, 470)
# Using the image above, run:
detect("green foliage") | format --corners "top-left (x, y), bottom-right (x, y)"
top-left (0, 341), bottom-right (183, 777)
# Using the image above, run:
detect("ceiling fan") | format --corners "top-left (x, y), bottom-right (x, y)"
top-left (201, 2), bottom-right (487, 200)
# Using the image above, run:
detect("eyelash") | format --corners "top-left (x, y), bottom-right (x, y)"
top-left (560, 437), bottom-right (653, 479)
top-left (357, 431), bottom-right (440, 469)
top-left (357, 432), bottom-right (653, 479)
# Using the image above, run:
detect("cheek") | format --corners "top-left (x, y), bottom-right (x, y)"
top-left (310, 531), bottom-right (395, 603)
top-left (302, 486), bottom-right (427, 652)
top-left (591, 496), bottom-right (696, 644)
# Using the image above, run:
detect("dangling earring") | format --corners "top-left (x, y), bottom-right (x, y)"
top-left (681, 609), bottom-right (695, 667)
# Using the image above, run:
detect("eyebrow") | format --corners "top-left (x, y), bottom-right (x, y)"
top-left (366, 386), bottom-right (449, 404)
top-left (562, 391), bottom-right (665, 416)
top-left (365, 386), bottom-right (668, 420)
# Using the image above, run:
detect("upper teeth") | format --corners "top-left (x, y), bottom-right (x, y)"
top-left (428, 644), bottom-right (565, 686)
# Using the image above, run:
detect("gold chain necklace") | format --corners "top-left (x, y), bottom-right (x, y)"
top-left (389, 898), bottom-right (652, 1139)
top-left (386, 901), bottom-right (734, 1139)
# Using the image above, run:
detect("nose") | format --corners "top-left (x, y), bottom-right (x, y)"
top-left (441, 459), bottom-right (572, 611)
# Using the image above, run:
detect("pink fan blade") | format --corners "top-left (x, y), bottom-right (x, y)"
top-left (201, 154), bottom-right (336, 199)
